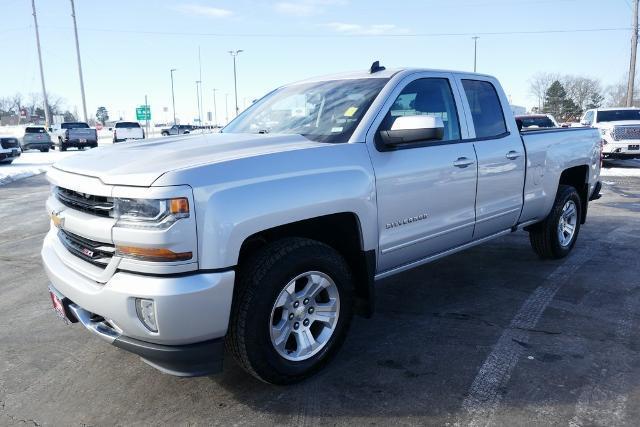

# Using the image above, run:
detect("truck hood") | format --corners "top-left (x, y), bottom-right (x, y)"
top-left (52, 133), bottom-right (327, 186)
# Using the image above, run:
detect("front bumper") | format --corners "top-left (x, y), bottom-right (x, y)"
top-left (0, 149), bottom-right (20, 161)
top-left (42, 231), bottom-right (235, 376)
top-left (602, 140), bottom-right (640, 158)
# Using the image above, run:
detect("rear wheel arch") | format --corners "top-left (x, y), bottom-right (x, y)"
top-left (557, 165), bottom-right (589, 224)
top-left (237, 213), bottom-right (376, 318)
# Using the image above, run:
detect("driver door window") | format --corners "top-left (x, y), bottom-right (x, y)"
top-left (380, 78), bottom-right (461, 142)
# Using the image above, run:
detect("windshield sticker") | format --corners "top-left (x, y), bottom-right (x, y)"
top-left (331, 127), bottom-right (344, 133)
top-left (343, 106), bottom-right (358, 117)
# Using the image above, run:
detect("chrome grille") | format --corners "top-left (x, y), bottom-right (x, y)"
top-left (612, 126), bottom-right (640, 141)
top-left (0, 138), bottom-right (19, 149)
top-left (56, 187), bottom-right (113, 217)
top-left (58, 229), bottom-right (114, 267)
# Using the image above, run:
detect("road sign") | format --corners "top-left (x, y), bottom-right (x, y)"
top-left (136, 105), bottom-right (151, 121)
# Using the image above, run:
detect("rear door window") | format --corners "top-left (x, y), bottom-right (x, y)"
top-left (462, 80), bottom-right (507, 138)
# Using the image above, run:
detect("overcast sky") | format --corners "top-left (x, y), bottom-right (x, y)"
top-left (2, 0), bottom-right (635, 123)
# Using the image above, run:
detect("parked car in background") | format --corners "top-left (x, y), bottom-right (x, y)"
top-left (51, 122), bottom-right (98, 151)
top-left (21, 126), bottom-right (52, 152)
top-left (112, 121), bottom-right (144, 143)
top-left (581, 107), bottom-right (640, 159)
top-left (161, 124), bottom-right (192, 136)
top-left (0, 137), bottom-right (21, 164)
top-left (515, 114), bottom-right (559, 130)
top-left (43, 65), bottom-right (602, 384)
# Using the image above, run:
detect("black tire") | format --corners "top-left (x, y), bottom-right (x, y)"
top-left (61, 145), bottom-right (67, 152)
top-left (226, 237), bottom-right (354, 384)
top-left (2, 160), bottom-right (13, 165)
top-left (161, 132), bottom-right (169, 136)
top-left (40, 148), bottom-right (49, 153)
top-left (529, 185), bottom-right (582, 259)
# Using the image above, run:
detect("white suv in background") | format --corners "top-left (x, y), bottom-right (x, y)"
top-left (112, 121), bottom-right (145, 143)
top-left (581, 107), bottom-right (640, 159)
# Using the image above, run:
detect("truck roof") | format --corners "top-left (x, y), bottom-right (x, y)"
top-left (292, 67), bottom-right (495, 85)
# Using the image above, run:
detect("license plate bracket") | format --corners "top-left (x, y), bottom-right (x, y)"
top-left (79, 138), bottom-right (87, 143)
top-left (629, 144), bottom-right (640, 150)
top-left (11, 149), bottom-right (17, 156)
top-left (48, 286), bottom-right (75, 324)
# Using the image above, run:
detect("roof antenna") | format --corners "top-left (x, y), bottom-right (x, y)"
top-left (369, 60), bottom-right (385, 74)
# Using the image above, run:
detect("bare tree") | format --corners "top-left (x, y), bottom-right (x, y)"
top-left (529, 72), bottom-right (560, 111)
top-left (606, 74), bottom-right (640, 107)
top-left (562, 76), bottom-right (603, 112)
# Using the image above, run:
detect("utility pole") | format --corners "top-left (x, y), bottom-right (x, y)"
top-left (144, 94), bottom-right (149, 138)
top-left (212, 89), bottom-right (218, 126)
top-left (472, 36), bottom-right (480, 73)
top-left (627, 0), bottom-right (639, 107)
top-left (70, 0), bottom-right (88, 122)
top-left (196, 81), bottom-right (202, 127)
top-left (30, 0), bottom-right (50, 127)
top-left (170, 69), bottom-right (177, 125)
top-left (228, 50), bottom-right (243, 116)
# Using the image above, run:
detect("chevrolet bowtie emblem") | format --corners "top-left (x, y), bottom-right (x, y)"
top-left (50, 210), bottom-right (65, 229)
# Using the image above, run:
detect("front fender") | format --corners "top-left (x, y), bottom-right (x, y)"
top-left (169, 143), bottom-right (378, 269)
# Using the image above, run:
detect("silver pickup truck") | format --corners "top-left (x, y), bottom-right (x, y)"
top-left (42, 64), bottom-right (602, 384)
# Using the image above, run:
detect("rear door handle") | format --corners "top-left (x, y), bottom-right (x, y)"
top-left (453, 157), bottom-right (475, 168)
top-left (506, 150), bottom-right (521, 160)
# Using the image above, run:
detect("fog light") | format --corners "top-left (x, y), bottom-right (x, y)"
top-left (135, 298), bottom-right (158, 332)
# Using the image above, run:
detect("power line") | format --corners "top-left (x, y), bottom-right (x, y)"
top-left (38, 26), bottom-right (631, 39)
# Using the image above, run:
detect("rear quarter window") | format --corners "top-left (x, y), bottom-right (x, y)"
top-left (462, 79), bottom-right (507, 138)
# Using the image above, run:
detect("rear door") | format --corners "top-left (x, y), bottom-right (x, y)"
top-left (455, 77), bottom-right (526, 239)
top-left (366, 73), bottom-right (478, 273)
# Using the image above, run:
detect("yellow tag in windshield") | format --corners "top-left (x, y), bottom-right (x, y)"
top-left (343, 106), bottom-right (358, 117)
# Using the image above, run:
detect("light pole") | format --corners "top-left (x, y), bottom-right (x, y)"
top-left (170, 68), bottom-right (177, 125)
top-left (70, 0), bottom-right (87, 123)
top-left (228, 50), bottom-right (243, 117)
top-left (30, 0), bottom-right (50, 128)
top-left (472, 36), bottom-right (479, 73)
top-left (195, 80), bottom-right (202, 126)
top-left (212, 88), bottom-right (218, 127)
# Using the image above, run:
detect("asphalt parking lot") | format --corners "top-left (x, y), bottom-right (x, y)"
top-left (1, 174), bottom-right (640, 426)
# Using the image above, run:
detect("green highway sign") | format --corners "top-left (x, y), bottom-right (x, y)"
top-left (136, 105), bottom-right (151, 121)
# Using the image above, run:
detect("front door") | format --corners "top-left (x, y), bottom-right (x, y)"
top-left (366, 74), bottom-right (478, 273)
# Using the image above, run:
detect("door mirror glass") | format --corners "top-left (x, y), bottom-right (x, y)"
top-left (379, 115), bottom-right (444, 146)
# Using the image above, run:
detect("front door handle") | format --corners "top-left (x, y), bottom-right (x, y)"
top-left (453, 157), bottom-right (475, 168)
top-left (506, 150), bottom-right (521, 160)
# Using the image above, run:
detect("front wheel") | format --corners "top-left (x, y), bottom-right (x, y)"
top-left (529, 185), bottom-right (582, 259)
top-left (226, 238), bottom-right (353, 384)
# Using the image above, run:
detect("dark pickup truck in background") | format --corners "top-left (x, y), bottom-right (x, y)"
top-left (51, 122), bottom-right (98, 151)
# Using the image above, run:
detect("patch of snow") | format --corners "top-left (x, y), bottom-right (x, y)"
top-left (0, 150), bottom-right (77, 186)
top-left (601, 159), bottom-right (640, 177)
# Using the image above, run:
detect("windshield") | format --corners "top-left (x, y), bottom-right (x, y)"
top-left (597, 110), bottom-right (640, 122)
top-left (223, 78), bottom-right (389, 143)
top-left (25, 127), bottom-right (46, 133)
top-left (518, 116), bottom-right (556, 128)
top-left (62, 122), bottom-right (89, 129)
top-left (115, 122), bottom-right (140, 128)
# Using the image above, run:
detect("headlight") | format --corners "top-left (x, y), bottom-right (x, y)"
top-left (114, 197), bottom-right (189, 229)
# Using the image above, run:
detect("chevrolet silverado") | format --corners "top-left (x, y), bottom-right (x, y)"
top-left (43, 64), bottom-right (602, 384)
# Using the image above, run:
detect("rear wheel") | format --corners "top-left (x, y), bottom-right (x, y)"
top-left (161, 132), bottom-right (169, 136)
top-left (529, 185), bottom-right (582, 259)
top-left (226, 237), bottom-right (353, 384)
top-left (40, 147), bottom-right (49, 153)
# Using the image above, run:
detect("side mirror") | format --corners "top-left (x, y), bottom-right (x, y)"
top-left (379, 116), bottom-right (444, 147)
top-left (515, 119), bottom-right (523, 131)
top-left (108, 127), bottom-right (113, 131)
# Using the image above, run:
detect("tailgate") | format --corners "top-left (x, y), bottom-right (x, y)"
top-left (69, 129), bottom-right (96, 140)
